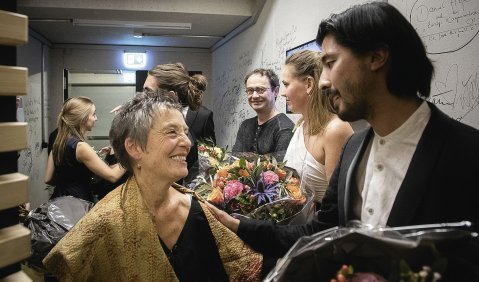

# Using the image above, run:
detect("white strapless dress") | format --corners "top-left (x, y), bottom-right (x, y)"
top-left (283, 123), bottom-right (328, 203)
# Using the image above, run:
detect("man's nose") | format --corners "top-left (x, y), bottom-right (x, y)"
top-left (319, 72), bottom-right (331, 91)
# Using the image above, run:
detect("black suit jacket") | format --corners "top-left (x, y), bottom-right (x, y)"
top-left (183, 106), bottom-right (216, 184)
top-left (238, 103), bottom-right (479, 258)
top-left (185, 105), bottom-right (216, 144)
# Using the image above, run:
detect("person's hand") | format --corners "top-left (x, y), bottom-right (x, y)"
top-left (98, 146), bottom-right (112, 155)
top-left (206, 201), bottom-right (240, 233)
top-left (110, 105), bottom-right (122, 114)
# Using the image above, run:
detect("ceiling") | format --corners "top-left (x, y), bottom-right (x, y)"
top-left (18, 0), bottom-right (265, 50)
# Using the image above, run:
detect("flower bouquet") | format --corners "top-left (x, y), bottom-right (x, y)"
top-left (197, 138), bottom-right (229, 177)
top-left (194, 152), bottom-right (315, 224)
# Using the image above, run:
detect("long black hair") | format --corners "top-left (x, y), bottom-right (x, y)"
top-left (317, 2), bottom-right (434, 99)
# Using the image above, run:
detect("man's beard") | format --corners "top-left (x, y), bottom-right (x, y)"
top-left (327, 80), bottom-right (369, 122)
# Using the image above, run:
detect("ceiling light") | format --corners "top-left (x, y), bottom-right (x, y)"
top-left (72, 19), bottom-right (191, 30)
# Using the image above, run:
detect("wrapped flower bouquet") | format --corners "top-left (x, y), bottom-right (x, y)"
top-left (193, 144), bottom-right (314, 224)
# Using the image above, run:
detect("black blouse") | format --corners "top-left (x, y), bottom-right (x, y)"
top-left (159, 197), bottom-right (228, 282)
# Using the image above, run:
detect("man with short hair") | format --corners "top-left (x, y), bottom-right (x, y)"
top-left (232, 68), bottom-right (294, 161)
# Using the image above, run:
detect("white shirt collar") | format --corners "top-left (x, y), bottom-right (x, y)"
top-left (182, 106), bottom-right (189, 118)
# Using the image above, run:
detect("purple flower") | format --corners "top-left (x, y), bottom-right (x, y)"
top-left (249, 177), bottom-right (279, 205)
top-left (261, 171), bottom-right (279, 185)
top-left (223, 180), bottom-right (244, 201)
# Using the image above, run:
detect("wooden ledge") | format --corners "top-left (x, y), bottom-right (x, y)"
top-left (0, 10), bottom-right (28, 46)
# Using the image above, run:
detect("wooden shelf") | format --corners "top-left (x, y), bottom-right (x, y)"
top-left (0, 122), bottom-right (28, 153)
top-left (0, 270), bottom-right (32, 282)
top-left (0, 10), bottom-right (28, 46)
top-left (0, 66), bottom-right (28, 96)
top-left (0, 173), bottom-right (29, 211)
top-left (0, 224), bottom-right (30, 268)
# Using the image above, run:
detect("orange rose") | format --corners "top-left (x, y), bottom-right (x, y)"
top-left (276, 168), bottom-right (287, 181)
top-left (286, 178), bottom-right (303, 200)
top-left (238, 169), bottom-right (250, 177)
top-left (207, 187), bottom-right (224, 205)
top-left (217, 168), bottom-right (229, 178)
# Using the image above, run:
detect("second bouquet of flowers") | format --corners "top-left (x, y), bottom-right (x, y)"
top-left (194, 151), bottom-right (315, 224)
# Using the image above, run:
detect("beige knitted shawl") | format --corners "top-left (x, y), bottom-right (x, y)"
top-left (43, 177), bottom-right (262, 281)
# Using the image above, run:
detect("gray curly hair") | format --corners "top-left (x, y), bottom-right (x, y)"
top-left (109, 89), bottom-right (182, 172)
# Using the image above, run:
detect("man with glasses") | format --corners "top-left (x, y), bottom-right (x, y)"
top-left (232, 68), bottom-right (294, 161)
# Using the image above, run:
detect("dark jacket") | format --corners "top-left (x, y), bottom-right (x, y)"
top-left (186, 105), bottom-right (216, 144)
top-left (184, 106), bottom-right (216, 184)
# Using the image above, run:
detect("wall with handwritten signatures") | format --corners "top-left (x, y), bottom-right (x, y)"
top-left (390, 0), bottom-right (479, 129)
top-left (208, 0), bottom-right (367, 148)
top-left (17, 36), bottom-right (51, 208)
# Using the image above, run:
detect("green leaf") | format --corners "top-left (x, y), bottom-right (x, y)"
top-left (239, 157), bottom-right (247, 169)
top-left (271, 156), bottom-right (278, 170)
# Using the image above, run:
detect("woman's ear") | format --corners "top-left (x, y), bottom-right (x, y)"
top-left (124, 137), bottom-right (142, 161)
top-left (305, 76), bottom-right (314, 95)
top-left (370, 47), bottom-right (389, 71)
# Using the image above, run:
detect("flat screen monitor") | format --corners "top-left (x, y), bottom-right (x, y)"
top-left (286, 40), bottom-right (321, 58)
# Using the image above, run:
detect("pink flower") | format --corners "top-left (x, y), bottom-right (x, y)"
top-left (261, 171), bottom-right (279, 185)
top-left (223, 180), bottom-right (244, 201)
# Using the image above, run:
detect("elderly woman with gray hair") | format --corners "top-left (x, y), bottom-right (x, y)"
top-left (43, 90), bottom-right (262, 281)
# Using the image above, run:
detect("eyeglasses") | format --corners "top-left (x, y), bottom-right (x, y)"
top-left (245, 87), bottom-right (271, 96)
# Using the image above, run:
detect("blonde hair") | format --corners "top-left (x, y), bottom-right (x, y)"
top-left (52, 97), bottom-right (95, 165)
top-left (285, 50), bottom-right (334, 135)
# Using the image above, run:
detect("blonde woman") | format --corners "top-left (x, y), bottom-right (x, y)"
top-left (44, 96), bottom-right (126, 202)
top-left (282, 50), bottom-right (353, 208)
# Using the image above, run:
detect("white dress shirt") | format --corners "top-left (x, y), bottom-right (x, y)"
top-left (357, 101), bottom-right (431, 227)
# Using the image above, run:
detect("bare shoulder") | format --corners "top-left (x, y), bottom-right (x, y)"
top-left (76, 140), bottom-right (91, 150)
top-left (75, 141), bottom-right (96, 161)
top-left (324, 116), bottom-right (354, 142)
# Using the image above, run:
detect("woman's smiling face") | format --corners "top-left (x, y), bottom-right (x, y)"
top-left (140, 109), bottom-right (191, 182)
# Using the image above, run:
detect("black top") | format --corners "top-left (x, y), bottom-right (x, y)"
top-left (47, 128), bottom-right (58, 155)
top-left (51, 136), bottom-right (94, 202)
top-left (232, 113), bottom-right (294, 161)
top-left (159, 197), bottom-right (228, 282)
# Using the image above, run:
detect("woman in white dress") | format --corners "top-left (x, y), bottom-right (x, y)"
top-left (282, 50), bottom-right (353, 209)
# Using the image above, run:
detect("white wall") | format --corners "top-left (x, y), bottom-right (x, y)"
top-left (390, 0), bottom-right (479, 129)
top-left (17, 36), bottom-right (51, 208)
